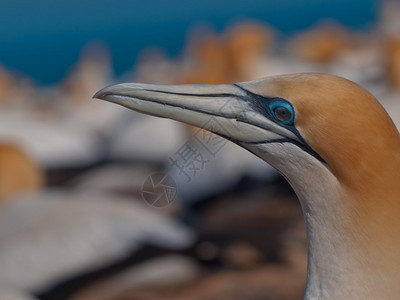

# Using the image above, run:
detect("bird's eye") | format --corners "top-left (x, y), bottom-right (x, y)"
top-left (270, 102), bottom-right (294, 125)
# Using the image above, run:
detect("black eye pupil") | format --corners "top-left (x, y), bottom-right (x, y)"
top-left (274, 106), bottom-right (291, 122)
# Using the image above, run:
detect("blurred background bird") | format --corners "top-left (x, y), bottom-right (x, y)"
top-left (0, 0), bottom-right (400, 299)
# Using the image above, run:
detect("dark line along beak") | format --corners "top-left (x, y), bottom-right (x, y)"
top-left (93, 83), bottom-right (301, 144)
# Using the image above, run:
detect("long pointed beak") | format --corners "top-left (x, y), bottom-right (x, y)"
top-left (93, 83), bottom-right (296, 143)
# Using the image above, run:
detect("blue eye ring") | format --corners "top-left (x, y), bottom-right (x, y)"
top-left (270, 101), bottom-right (295, 125)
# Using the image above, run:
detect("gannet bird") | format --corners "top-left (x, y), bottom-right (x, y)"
top-left (95, 73), bottom-right (400, 299)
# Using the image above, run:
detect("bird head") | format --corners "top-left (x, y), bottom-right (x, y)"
top-left (94, 73), bottom-right (400, 199)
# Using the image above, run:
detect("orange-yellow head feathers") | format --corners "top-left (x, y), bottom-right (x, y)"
top-left (241, 73), bottom-right (400, 194)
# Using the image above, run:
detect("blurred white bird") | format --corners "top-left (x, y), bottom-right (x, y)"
top-left (0, 190), bottom-right (193, 294)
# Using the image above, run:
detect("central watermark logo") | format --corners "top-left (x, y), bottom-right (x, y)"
top-left (141, 172), bottom-right (177, 208)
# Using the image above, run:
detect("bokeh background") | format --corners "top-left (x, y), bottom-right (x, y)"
top-left (0, 1), bottom-right (399, 299)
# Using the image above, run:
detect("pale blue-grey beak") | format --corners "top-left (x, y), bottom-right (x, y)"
top-left (93, 82), bottom-right (299, 144)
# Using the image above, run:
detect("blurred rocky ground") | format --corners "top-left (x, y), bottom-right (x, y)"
top-left (0, 2), bottom-right (400, 300)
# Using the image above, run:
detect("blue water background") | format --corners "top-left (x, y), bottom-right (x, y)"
top-left (0, 0), bottom-right (380, 85)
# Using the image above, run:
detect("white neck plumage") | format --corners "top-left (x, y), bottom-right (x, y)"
top-left (246, 141), bottom-right (399, 300)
